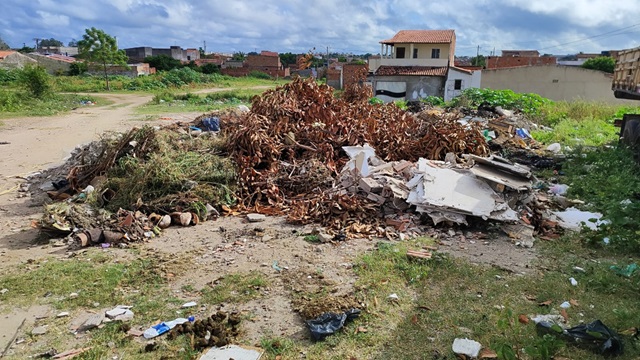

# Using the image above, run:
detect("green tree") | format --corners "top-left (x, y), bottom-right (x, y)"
top-left (68, 39), bottom-right (79, 47)
top-left (470, 54), bottom-right (486, 67)
top-left (143, 54), bottom-right (182, 72)
top-left (279, 52), bottom-right (297, 66)
top-left (582, 56), bottom-right (615, 73)
top-left (39, 38), bottom-right (64, 48)
top-left (68, 62), bottom-right (89, 76)
top-left (232, 52), bottom-right (246, 61)
top-left (200, 63), bottom-right (220, 74)
top-left (0, 35), bottom-right (9, 50)
top-left (77, 27), bottom-right (128, 90)
top-left (18, 65), bottom-right (52, 98)
top-left (17, 46), bottom-right (35, 53)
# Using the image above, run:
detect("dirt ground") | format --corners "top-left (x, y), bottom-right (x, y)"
top-left (0, 91), bottom-right (536, 356)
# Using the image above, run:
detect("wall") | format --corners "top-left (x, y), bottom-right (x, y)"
top-left (245, 54), bottom-right (281, 68)
top-left (221, 67), bottom-right (289, 78)
top-left (125, 47), bottom-right (152, 63)
top-left (326, 67), bottom-right (341, 89)
top-left (444, 68), bottom-right (482, 102)
top-left (343, 63), bottom-right (368, 89)
top-left (371, 75), bottom-right (445, 102)
top-left (481, 65), bottom-right (636, 103)
top-left (486, 56), bottom-right (556, 69)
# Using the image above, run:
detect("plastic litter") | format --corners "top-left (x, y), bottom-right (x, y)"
top-left (549, 184), bottom-right (569, 195)
top-left (306, 309), bottom-right (361, 340)
top-left (143, 317), bottom-right (190, 339)
top-left (202, 117), bottom-right (220, 132)
top-left (546, 143), bottom-right (562, 153)
top-left (569, 277), bottom-right (578, 286)
top-left (610, 263), bottom-right (638, 278)
top-left (560, 301), bottom-right (571, 309)
top-left (271, 260), bottom-right (282, 272)
top-left (553, 207), bottom-right (608, 231)
top-left (516, 128), bottom-right (532, 139)
top-left (181, 301), bottom-right (197, 308)
top-left (536, 320), bottom-right (623, 356)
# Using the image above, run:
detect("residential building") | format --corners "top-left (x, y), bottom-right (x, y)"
top-left (369, 29), bottom-right (456, 72)
top-left (124, 46), bottom-right (200, 63)
top-left (368, 29), bottom-right (480, 102)
top-left (486, 50), bottom-right (556, 69)
top-left (221, 50), bottom-right (289, 78)
top-left (37, 46), bottom-right (79, 57)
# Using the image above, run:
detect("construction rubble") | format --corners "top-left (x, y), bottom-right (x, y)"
top-left (26, 77), bottom-right (575, 248)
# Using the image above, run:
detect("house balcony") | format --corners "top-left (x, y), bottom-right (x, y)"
top-left (368, 57), bottom-right (449, 72)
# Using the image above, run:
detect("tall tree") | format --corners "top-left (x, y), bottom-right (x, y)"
top-left (77, 27), bottom-right (128, 90)
top-left (582, 56), bottom-right (615, 73)
top-left (39, 38), bottom-right (64, 48)
top-left (143, 54), bottom-right (182, 72)
top-left (279, 52), bottom-right (297, 67)
top-left (0, 35), bottom-right (9, 50)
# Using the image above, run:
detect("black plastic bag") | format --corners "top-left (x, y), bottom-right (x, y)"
top-left (202, 117), bottom-right (220, 132)
top-left (537, 319), bottom-right (623, 356)
top-left (306, 309), bottom-right (361, 340)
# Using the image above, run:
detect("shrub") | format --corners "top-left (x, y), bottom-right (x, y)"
top-left (18, 65), bottom-right (53, 98)
top-left (421, 96), bottom-right (444, 106)
top-left (200, 63), bottom-right (220, 74)
top-left (68, 62), bottom-right (88, 76)
top-left (449, 88), bottom-right (551, 115)
top-left (248, 70), bottom-right (271, 80)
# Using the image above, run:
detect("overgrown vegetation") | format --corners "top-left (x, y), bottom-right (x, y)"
top-left (103, 127), bottom-right (237, 215)
top-left (582, 56), bottom-right (616, 73)
top-left (449, 88), bottom-right (551, 115)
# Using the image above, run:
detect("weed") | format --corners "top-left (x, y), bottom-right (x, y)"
top-left (303, 234), bottom-right (320, 243)
top-left (421, 95), bottom-right (444, 106)
top-left (199, 272), bottom-right (267, 305)
top-left (260, 337), bottom-right (296, 357)
top-left (449, 88), bottom-right (551, 115)
top-left (248, 70), bottom-right (272, 79)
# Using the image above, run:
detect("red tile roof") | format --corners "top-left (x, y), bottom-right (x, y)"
top-left (0, 50), bottom-right (16, 59)
top-left (449, 66), bottom-right (473, 74)
top-left (375, 66), bottom-right (447, 76)
top-left (381, 30), bottom-right (455, 44)
top-left (260, 50), bottom-right (278, 57)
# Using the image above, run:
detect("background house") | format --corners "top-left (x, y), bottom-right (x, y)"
top-left (368, 29), bottom-right (480, 102)
top-left (221, 50), bottom-right (289, 78)
top-left (125, 46), bottom-right (200, 63)
top-left (486, 50), bottom-right (556, 69)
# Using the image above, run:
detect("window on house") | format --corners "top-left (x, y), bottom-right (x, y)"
top-left (431, 48), bottom-right (440, 59)
top-left (396, 47), bottom-right (406, 59)
top-left (187, 55), bottom-right (191, 61)
top-left (454, 79), bottom-right (462, 90)
top-left (413, 48), bottom-right (418, 58)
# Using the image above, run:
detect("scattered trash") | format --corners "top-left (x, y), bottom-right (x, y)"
top-left (546, 143), bottom-right (562, 153)
top-left (31, 326), bottom-right (47, 336)
top-left (166, 312), bottom-right (241, 350)
top-left (573, 266), bottom-right (586, 273)
top-left (0, 288), bottom-right (8, 295)
top-left (610, 263), bottom-right (638, 277)
top-left (406, 249), bottom-right (432, 259)
top-left (271, 260), bottom-right (282, 272)
top-left (51, 347), bottom-right (91, 360)
top-left (306, 309), bottom-right (361, 340)
top-left (143, 317), bottom-right (190, 339)
top-left (201, 117), bottom-right (220, 132)
top-left (181, 301), bottom-right (197, 308)
top-left (452, 338), bottom-right (482, 358)
top-left (387, 293), bottom-right (399, 301)
top-left (560, 301), bottom-right (571, 309)
top-left (536, 319), bottom-right (623, 356)
top-left (105, 306), bottom-right (134, 321)
top-left (549, 184), bottom-right (569, 196)
top-left (569, 277), bottom-right (578, 286)
top-left (56, 312), bottom-right (69, 318)
top-left (80, 313), bottom-right (104, 331)
top-left (603, 237), bottom-right (611, 245)
top-left (554, 207), bottom-right (608, 231)
top-left (200, 345), bottom-right (263, 360)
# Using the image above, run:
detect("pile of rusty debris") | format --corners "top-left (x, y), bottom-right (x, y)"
top-left (29, 77), bottom-right (570, 247)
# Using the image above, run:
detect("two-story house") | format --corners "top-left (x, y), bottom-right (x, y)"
top-left (369, 30), bottom-right (480, 102)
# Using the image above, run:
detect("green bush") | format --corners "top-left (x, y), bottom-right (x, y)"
top-left (421, 96), bottom-right (444, 106)
top-left (368, 97), bottom-right (384, 105)
top-left (248, 70), bottom-right (271, 79)
top-left (68, 62), bottom-right (89, 76)
top-left (18, 65), bottom-right (53, 98)
top-left (449, 88), bottom-right (551, 115)
top-left (0, 68), bottom-right (20, 84)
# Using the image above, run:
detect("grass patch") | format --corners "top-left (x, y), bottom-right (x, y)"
top-left (531, 116), bottom-right (619, 146)
top-left (0, 91), bottom-right (107, 118)
top-left (0, 250), bottom-right (165, 311)
top-left (136, 89), bottom-right (264, 114)
top-left (561, 145), bottom-right (640, 252)
top-left (199, 272), bottom-right (267, 305)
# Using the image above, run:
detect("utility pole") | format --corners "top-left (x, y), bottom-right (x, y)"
top-left (33, 38), bottom-right (41, 50)
top-left (477, 45), bottom-right (480, 58)
top-left (203, 40), bottom-right (206, 55)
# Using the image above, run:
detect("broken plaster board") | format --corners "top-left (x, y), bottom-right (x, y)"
top-left (413, 164), bottom-right (498, 217)
top-left (470, 164), bottom-right (532, 191)
top-left (467, 155), bottom-right (532, 178)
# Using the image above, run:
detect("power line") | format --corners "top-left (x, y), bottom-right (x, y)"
top-left (537, 22), bottom-right (640, 50)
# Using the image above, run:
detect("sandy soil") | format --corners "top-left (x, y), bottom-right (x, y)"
top-left (0, 91), bottom-right (537, 356)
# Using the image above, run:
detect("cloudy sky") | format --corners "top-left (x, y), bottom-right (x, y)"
top-left (2, 0), bottom-right (640, 56)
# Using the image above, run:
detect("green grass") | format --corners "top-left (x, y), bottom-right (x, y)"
top-left (136, 89), bottom-right (264, 114)
top-left (199, 272), bottom-right (267, 305)
top-left (0, 91), bottom-right (110, 118)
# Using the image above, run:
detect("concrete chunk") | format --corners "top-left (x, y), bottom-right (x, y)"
top-left (452, 338), bottom-right (482, 358)
top-left (246, 213), bottom-right (266, 222)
